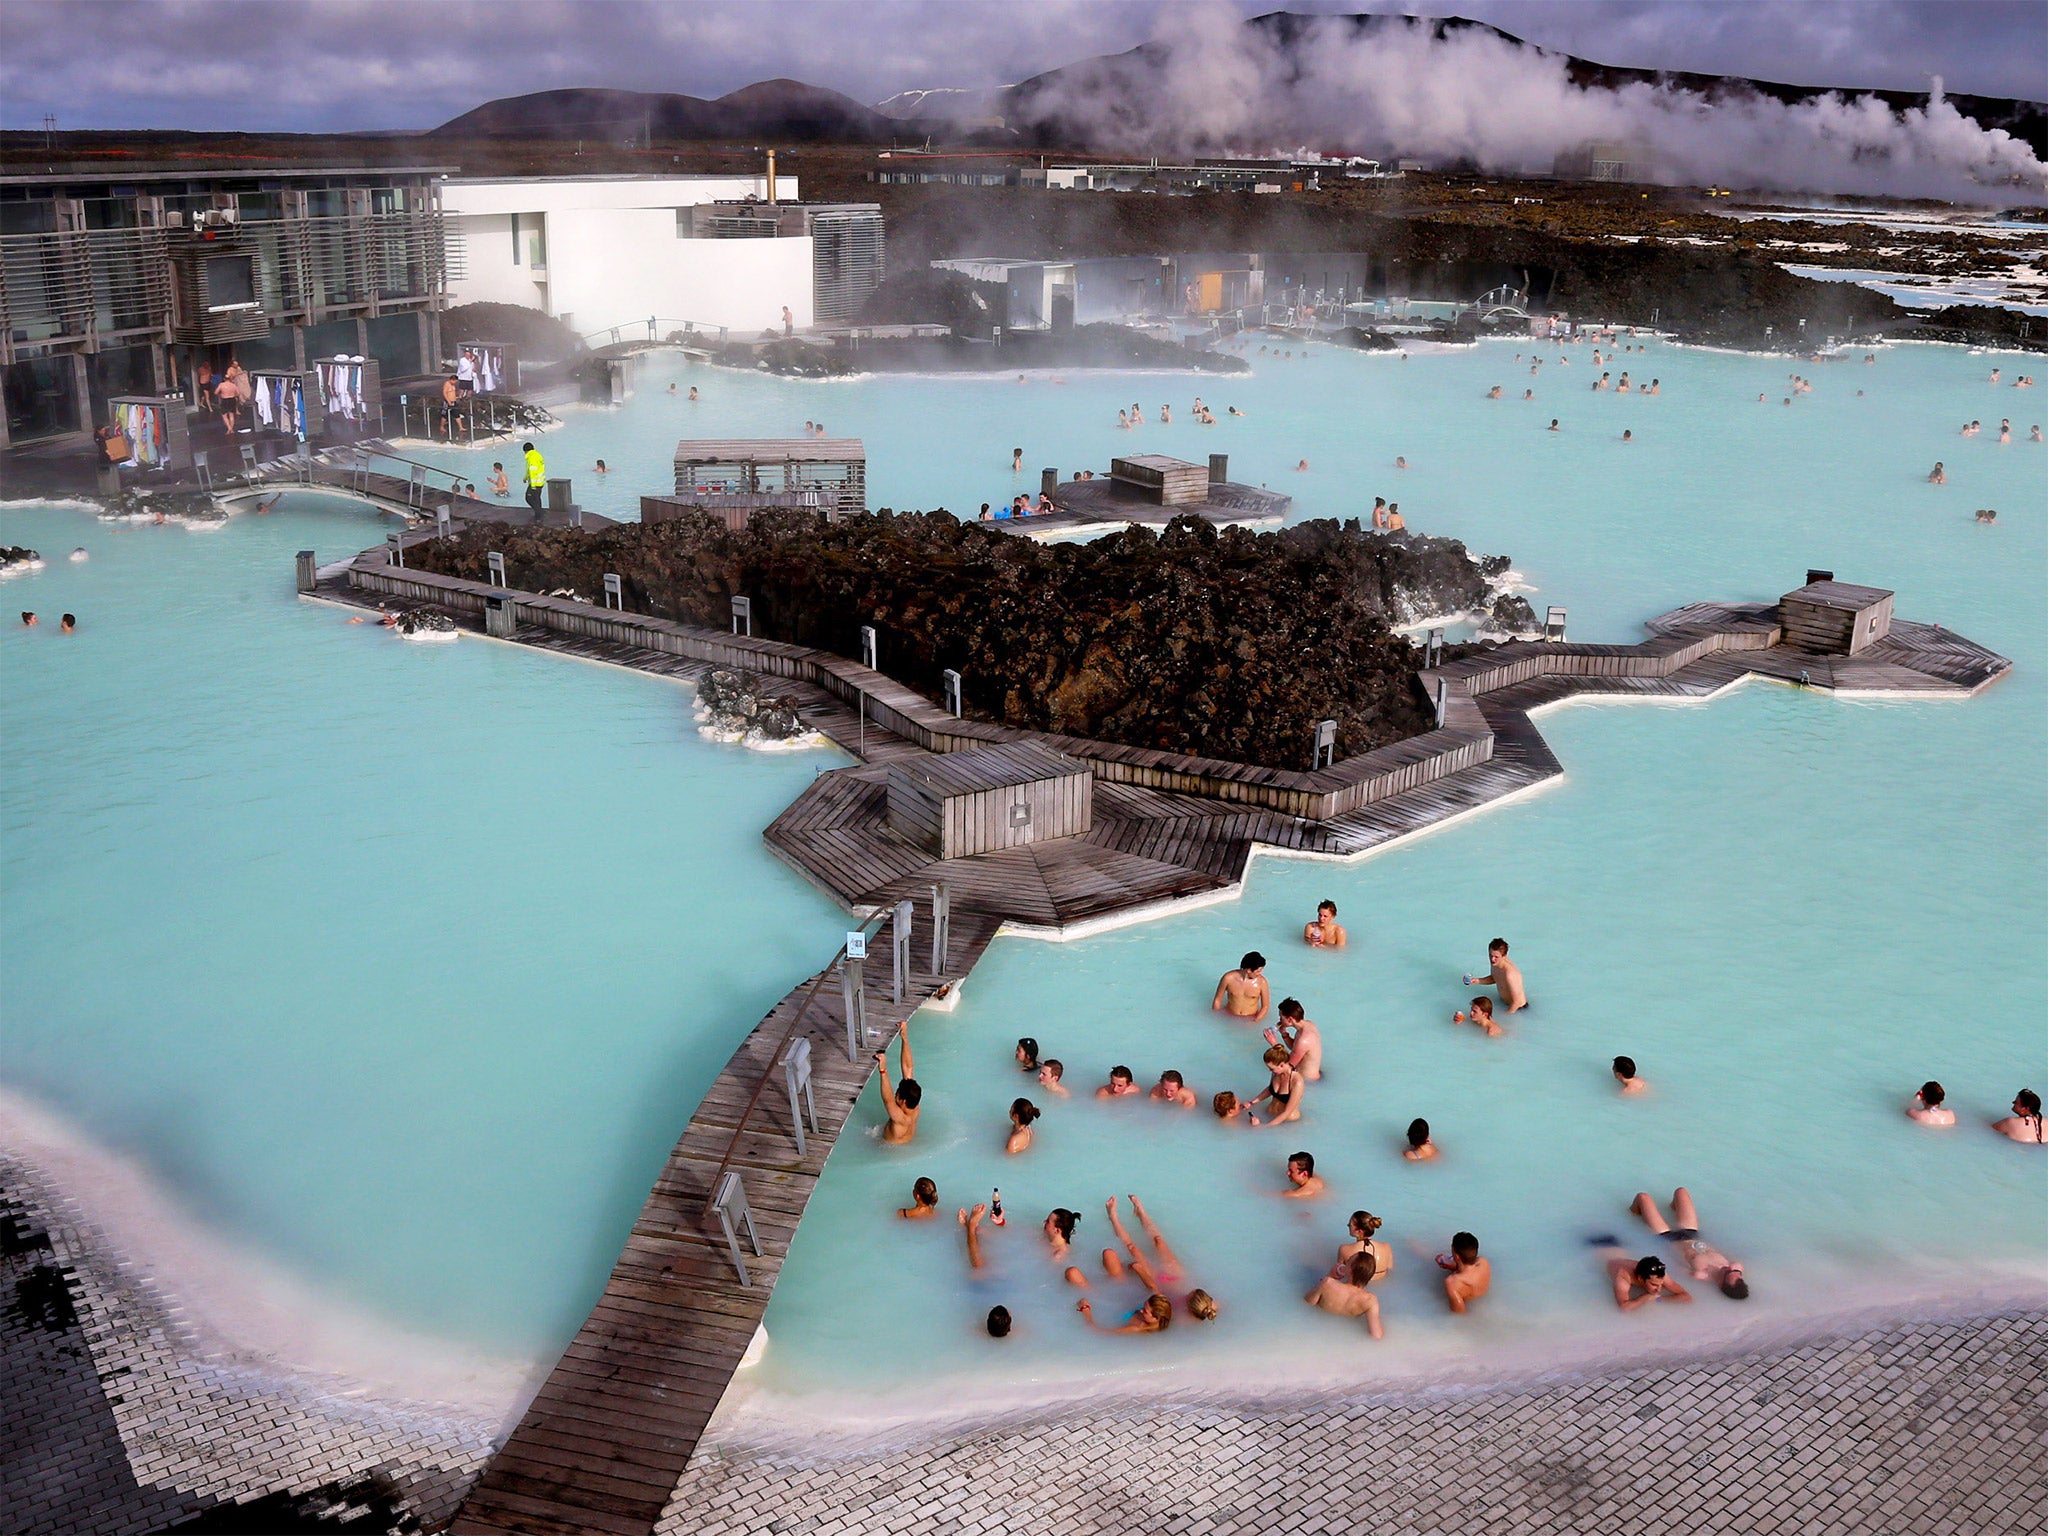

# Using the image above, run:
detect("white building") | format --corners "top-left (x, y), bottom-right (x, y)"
top-left (440, 174), bottom-right (816, 341)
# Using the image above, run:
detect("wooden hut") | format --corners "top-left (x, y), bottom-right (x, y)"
top-left (886, 743), bottom-right (1092, 859)
top-left (674, 439), bottom-right (866, 520)
top-left (1778, 580), bottom-right (1894, 656)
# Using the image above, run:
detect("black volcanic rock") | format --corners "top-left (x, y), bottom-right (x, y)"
top-left (403, 511), bottom-right (1514, 769)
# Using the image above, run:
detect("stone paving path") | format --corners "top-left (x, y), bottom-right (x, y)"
top-left (658, 1310), bottom-right (2047, 1536)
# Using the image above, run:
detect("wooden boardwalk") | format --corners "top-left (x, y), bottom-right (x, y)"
top-left (300, 567), bottom-right (2010, 1536)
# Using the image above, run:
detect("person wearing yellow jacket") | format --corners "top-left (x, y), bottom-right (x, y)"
top-left (521, 441), bottom-right (546, 516)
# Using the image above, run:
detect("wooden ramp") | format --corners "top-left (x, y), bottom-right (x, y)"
top-left (453, 907), bottom-right (1001, 1536)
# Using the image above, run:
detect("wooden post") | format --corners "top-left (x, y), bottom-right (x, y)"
top-left (891, 899), bottom-right (914, 1005)
top-left (1209, 453), bottom-right (1228, 484)
top-left (295, 550), bottom-right (316, 592)
top-left (929, 883), bottom-right (951, 975)
top-left (1434, 678), bottom-right (1450, 728)
top-left (484, 595), bottom-right (518, 637)
top-left (840, 951), bottom-right (867, 1061)
top-left (1040, 467), bottom-right (1058, 501)
top-left (547, 478), bottom-right (571, 516)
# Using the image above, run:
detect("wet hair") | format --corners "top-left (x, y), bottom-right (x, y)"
top-left (1016, 1037), bottom-right (1040, 1069)
top-left (1212, 1091), bottom-right (1239, 1118)
top-left (492, 461), bottom-right (504, 471)
top-left (1240, 951), bottom-right (1266, 972)
top-left (1143, 1293), bottom-right (1173, 1327)
top-left (1047, 1207), bottom-right (1079, 1241)
top-left (20, 613), bottom-right (33, 624)
top-left (1041, 1058), bottom-right (1063, 1081)
top-left (1288, 1151), bottom-right (1315, 1177)
top-left (1186, 1289), bottom-right (1218, 1321)
top-left (1919, 1080), bottom-right (1945, 1107)
top-left (1407, 1118), bottom-right (1430, 1147)
top-left (1160, 1070), bottom-right (1184, 1087)
top-left (1614, 1056), bottom-right (1637, 1079)
top-left (1489, 938), bottom-right (1509, 955)
top-left (1635, 1255), bottom-right (1667, 1281)
top-left (895, 1078), bottom-right (922, 1109)
top-left (1317, 899), bottom-right (1337, 916)
top-left (1278, 998), bottom-right (1305, 1021)
top-left (1104, 1065), bottom-right (1131, 1085)
top-left (1350, 1251), bottom-right (1378, 1286)
top-left (1471, 997), bottom-right (1493, 1016)
top-left (2018, 1089), bottom-right (2043, 1117)
top-left (1266, 1044), bottom-right (1294, 1068)
top-left (1349, 1210), bottom-right (1383, 1239)
top-left (911, 1177), bottom-right (937, 1207)
top-left (1722, 1273), bottom-right (1751, 1301)
top-left (1010, 1098), bottom-right (1040, 1125)
top-left (986, 1305), bottom-right (1012, 1338)
top-left (1451, 1232), bottom-right (1479, 1262)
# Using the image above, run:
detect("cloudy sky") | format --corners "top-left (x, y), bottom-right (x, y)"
top-left (1, 0), bottom-right (2041, 133)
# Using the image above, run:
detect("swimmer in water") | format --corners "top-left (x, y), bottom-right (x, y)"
top-left (1228, 405), bottom-right (1244, 416)
top-left (1628, 1186), bottom-right (1749, 1298)
top-left (1607, 1251), bottom-right (1693, 1311)
top-left (1037, 1059), bottom-right (1068, 1097)
top-left (1212, 1089), bottom-right (1259, 1125)
top-left (2033, 426), bottom-right (2044, 442)
top-left (594, 459), bottom-right (608, 474)
top-left (1394, 455), bottom-right (1407, 470)
top-left (873, 1020), bottom-right (920, 1145)
top-left (899, 1176), bottom-right (940, 1219)
top-left (489, 463), bottom-right (509, 496)
top-left (1281, 1150), bottom-right (1325, 1199)
top-left (1647, 379), bottom-right (1660, 394)
top-left (1370, 497), bottom-right (1388, 528)
top-left (688, 387), bottom-right (699, 402)
top-left (1150, 1070), bottom-right (1198, 1108)
top-left (1246, 1046), bottom-right (1306, 1126)
top-left (957, 1203), bottom-right (989, 1271)
top-left (1384, 504), bottom-right (1405, 532)
top-left (1613, 1056), bottom-right (1647, 1094)
top-left (1466, 937), bottom-right (1528, 1012)
top-left (1452, 996), bottom-right (1500, 1037)
top-left (1266, 999), bottom-right (1322, 1081)
top-left (1990, 368), bottom-right (2002, 383)
top-left (1160, 404), bottom-right (1171, 424)
top-left (1594, 373), bottom-right (1609, 391)
top-left (1621, 429), bottom-right (1633, 442)
top-left (1130, 402), bottom-right (1145, 425)
top-left (667, 383), bottom-right (677, 394)
top-left (1928, 462), bottom-right (1947, 484)
top-left (1523, 389), bottom-right (1534, 401)
top-left (1304, 1251), bottom-right (1385, 1337)
top-left (1403, 1117), bottom-right (1438, 1161)
top-left (1438, 1232), bottom-right (1490, 1313)
top-left (1549, 418), bottom-right (1560, 431)
top-left (1962, 420), bottom-right (1980, 436)
top-left (1012, 448), bottom-right (1023, 472)
top-left (1999, 419), bottom-right (2012, 443)
top-left (1304, 899), bottom-right (1346, 948)
top-left (1975, 508), bottom-right (1997, 524)
top-left (1487, 385), bottom-right (1503, 399)
top-left (1097, 1065), bottom-right (1142, 1100)
top-left (1907, 1081), bottom-right (1955, 1126)
top-left (1076, 1292), bottom-right (1172, 1335)
top-left (1118, 410), bottom-right (1131, 429)
top-left (1005, 1098), bottom-right (1040, 1154)
top-left (1213, 952), bottom-right (1270, 1022)
top-left (1016, 1038), bottom-right (1039, 1072)
top-left (59, 613), bottom-right (75, 633)
top-left (1296, 459), bottom-right (1310, 472)
top-left (1992, 1088), bottom-right (2044, 1144)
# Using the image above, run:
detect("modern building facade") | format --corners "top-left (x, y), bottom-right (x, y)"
top-left (681, 199), bottom-right (885, 326)
top-left (440, 173), bottom-right (812, 342)
top-left (0, 164), bottom-right (451, 449)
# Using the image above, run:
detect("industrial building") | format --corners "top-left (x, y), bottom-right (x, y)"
top-left (0, 162), bottom-right (450, 449)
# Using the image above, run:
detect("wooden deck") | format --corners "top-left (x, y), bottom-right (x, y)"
top-left (299, 567), bottom-right (2011, 1536)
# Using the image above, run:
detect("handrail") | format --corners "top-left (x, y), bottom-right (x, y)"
top-left (702, 906), bottom-right (894, 1204)
top-left (577, 316), bottom-right (740, 347)
top-left (344, 443), bottom-right (471, 496)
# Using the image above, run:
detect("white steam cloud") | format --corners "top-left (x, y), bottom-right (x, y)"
top-left (1025, 10), bottom-right (2047, 205)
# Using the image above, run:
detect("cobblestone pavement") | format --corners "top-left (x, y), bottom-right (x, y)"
top-left (1, 1155), bottom-right (496, 1536)
top-left (659, 1311), bottom-right (2048, 1536)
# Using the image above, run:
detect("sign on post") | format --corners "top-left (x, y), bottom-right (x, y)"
top-left (1313, 718), bottom-right (1337, 770)
top-left (486, 551), bottom-right (506, 588)
top-left (732, 595), bottom-right (752, 636)
top-left (860, 625), bottom-right (877, 670)
top-left (603, 572), bottom-right (623, 610)
top-left (942, 669), bottom-right (963, 718)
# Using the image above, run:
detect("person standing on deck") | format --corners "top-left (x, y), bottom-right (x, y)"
top-left (521, 442), bottom-right (546, 516)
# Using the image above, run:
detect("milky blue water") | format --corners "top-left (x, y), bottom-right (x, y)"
top-left (5, 335), bottom-right (2044, 1416)
top-left (0, 494), bottom-right (846, 1370)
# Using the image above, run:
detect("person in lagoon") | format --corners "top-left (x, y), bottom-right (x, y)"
top-left (1005, 1098), bottom-right (1040, 1154)
top-left (1212, 952), bottom-right (1270, 1022)
top-left (1012, 448), bottom-right (1023, 472)
top-left (1097, 1065), bottom-right (1142, 1100)
top-left (1016, 1038), bottom-right (1040, 1072)
top-left (1608, 1251), bottom-right (1692, 1311)
top-left (957, 1202), bottom-right (989, 1270)
top-left (873, 1020), bottom-right (920, 1144)
top-left (488, 463), bottom-right (510, 497)
top-left (1465, 938), bottom-right (1527, 1012)
top-left (1150, 1070), bottom-right (1198, 1108)
top-left (1452, 996), bottom-right (1500, 1037)
top-left (1613, 1056), bottom-right (1647, 1094)
top-left (1302, 901), bottom-right (1351, 950)
top-left (1266, 999), bottom-right (1322, 1080)
top-left (1403, 1117), bottom-right (1438, 1161)
top-left (1037, 1059), bottom-right (1069, 1098)
top-left (1992, 1088), bottom-right (2044, 1144)
top-left (1077, 1292), bottom-right (1172, 1334)
top-left (1384, 504), bottom-right (1405, 532)
top-left (1628, 1187), bottom-right (1749, 1299)
top-left (1245, 1043), bottom-right (1307, 1125)
top-left (1928, 462), bottom-right (1947, 484)
top-left (898, 1176), bottom-right (939, 1219)
top-left (1212, 1090), bottom-right (1259, 1125)
top-left (1103, 1196), bottom-right (1213, 1323)
top-left (1280, 1150), bottom-right (1325, 1199)
top-left (1907, 1081), bottom-right (1954, 1126)
top-left (1438, 1232), bottom-right (1491, 1313)
top-left (1304, 1251), bottom-right (1385, 1337)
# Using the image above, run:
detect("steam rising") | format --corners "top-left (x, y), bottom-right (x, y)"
top-left (1024, 11), bottom-right (2047, 204)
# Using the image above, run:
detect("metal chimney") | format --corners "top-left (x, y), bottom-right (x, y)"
top-left (766, 150), bottom-right (778, 206)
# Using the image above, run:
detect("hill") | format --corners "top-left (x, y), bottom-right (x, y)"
top-left (432, 79), bottom-right (926, 143)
